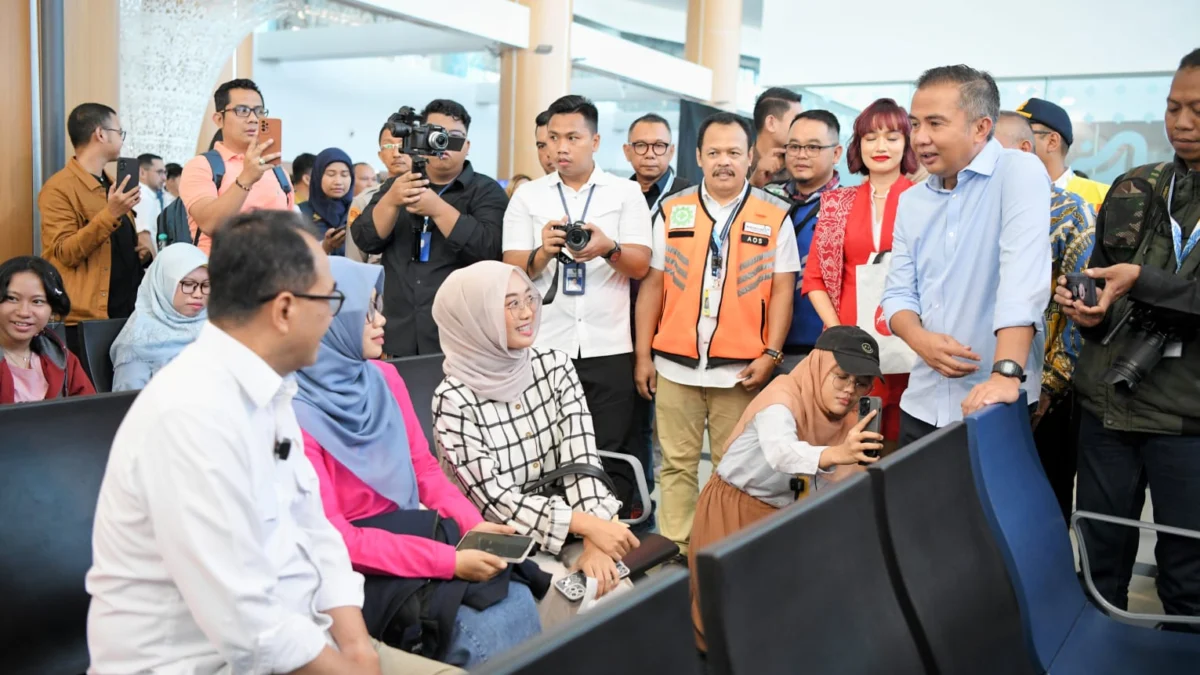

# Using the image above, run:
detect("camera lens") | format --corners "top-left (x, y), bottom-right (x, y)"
top-left (565, 225), bottom-right (591, 252)
top-left (428, 130), bottom-right (449, 152)
top-left (1103, 329), bottom-right (1168, 393)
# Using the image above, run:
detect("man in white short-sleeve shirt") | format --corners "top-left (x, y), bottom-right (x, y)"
top-left (634, 112), bottom-right (801, 553)
top-left (503, 95), bottom-right (653, 517)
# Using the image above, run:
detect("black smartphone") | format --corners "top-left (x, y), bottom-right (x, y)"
top-left (1064, 273), bottom-right (1098, 307)
top-left (455, 531), bottom-right (535, 563)
top-left (858, 396), bottom-right (883, 463)
top-left (115, 157), bottom-right (139, 194)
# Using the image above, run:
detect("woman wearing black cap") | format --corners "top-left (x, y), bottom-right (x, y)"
top-left (687, 325), bottom-right (884, 650)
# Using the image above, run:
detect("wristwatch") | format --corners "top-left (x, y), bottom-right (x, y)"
top-left (602, 242), bottom-right (622, 262)
top-left (763, 348), bottom-right (784, 366)
top-left (992, 359), bottom-right (1027, 383)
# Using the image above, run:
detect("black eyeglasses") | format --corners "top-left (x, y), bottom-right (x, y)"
top-left (179, 280), bottom-right (211, 296)
top-left (103, 127), bottom-right (127, 141)
top-left (631, 141), bottom-right (670, 156)
top-left (785, 143), bottom-right (837, 157)
top-left (258, 288), bottom-right (345, 316)
top-left (219, 105), bottom-right (269, 119)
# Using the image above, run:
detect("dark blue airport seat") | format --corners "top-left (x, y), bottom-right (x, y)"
top-left (386, 353), bottom-right (444, 453)
top-left (868, 423), bottom-right (1035, 675)
top-left (696, 473), bottom-right (930, 675)
top-left (470, 568), bottom-right (700, 675)
top-left (967, 397), bottom-right (1200, 674)
top-left (47, 321), bottom-right (67, 346)
top-left (0, 391), bottom-right (138, 675)
top-left (77, 318), bottom-right (127, 393)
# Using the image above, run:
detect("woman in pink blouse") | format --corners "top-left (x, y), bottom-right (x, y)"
top-left (294, 258), bottom-right (540, 667)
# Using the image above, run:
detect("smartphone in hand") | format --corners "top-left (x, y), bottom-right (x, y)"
top-left (1064, 273), bottom-right (1098, 307)
top-left (115, 157), bottom-right (139, 194)
top-left (858, 396), bottom-right (883, 464)
top-left (259, 118), bottom-right (283, 165)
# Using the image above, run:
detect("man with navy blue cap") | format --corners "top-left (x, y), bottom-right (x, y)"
top-left (1016, 97), bottom-right (1110, 209)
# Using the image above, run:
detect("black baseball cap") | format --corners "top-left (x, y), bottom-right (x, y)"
top-left (814, 326), bottom-right (882, 378)
top-left (1016, 98), bottom-right (1074, 147)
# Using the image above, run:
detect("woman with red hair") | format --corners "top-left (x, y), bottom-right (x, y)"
top-left (801, 98), bottom-right (918, 444)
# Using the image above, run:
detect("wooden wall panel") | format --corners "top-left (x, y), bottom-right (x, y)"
top-left (63, 0), bottom-right (120, 166)
top-left (0, 1), bottom-right (35, 261)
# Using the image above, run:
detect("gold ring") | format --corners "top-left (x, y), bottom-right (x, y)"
top-left (258, 158), bottom-right (266, 165)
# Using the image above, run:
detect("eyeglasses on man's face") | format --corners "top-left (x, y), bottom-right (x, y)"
top-left (220, 105), bottom-right (268, 119)
top-left (630, 141), bottom-right (670, 156)
top-left (784, 143), bottom-right (837, 157)
top-left (103, 127), bottom-right (127, 141)
top-left (258, 287), bottom-right (345, 317)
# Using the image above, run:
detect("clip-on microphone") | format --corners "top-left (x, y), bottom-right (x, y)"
top-left (274, 439), bottom-right (291, 461)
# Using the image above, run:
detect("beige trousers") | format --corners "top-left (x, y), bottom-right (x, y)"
top-left (374, 639), bottom-right (465, 675)
top-left (654, 376), bottom-right (756, 554)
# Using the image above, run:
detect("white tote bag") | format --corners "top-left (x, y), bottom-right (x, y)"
top-left (855, 252), bottom-right (917, 374)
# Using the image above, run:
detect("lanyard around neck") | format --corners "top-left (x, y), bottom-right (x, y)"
top-left (1168, 173), bottom-right (1199, 272)
top-left (556, 183), bottom-right (596, 224)
top-left (647, 168), bottom-right (674, 215)
top-left (708, 183), bottom-right (748, 272)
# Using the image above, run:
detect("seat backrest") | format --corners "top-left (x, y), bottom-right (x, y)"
top-left (966, 397), bottom-right (1085, 672)
top-left (78, 318), bottom-right (127, 393)
top-left (869, 423), bottom-right (1035, 675)
top-left (46, 321), bottom-right (67, 346)
top-left (696, 473), bottom-right (929, 675)
top-left (472, 568), bottom-right (701, 675)
top-left (0, 391), bottom-right (138, 675)
top-left (386, 354), bottom-right (444, 453)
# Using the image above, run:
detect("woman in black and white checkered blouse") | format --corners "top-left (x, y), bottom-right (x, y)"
top-left (432, 262), bottom-right (639, 622)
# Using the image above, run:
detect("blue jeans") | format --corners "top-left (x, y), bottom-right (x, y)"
top-left (444, 581), bottom-right (541, 667)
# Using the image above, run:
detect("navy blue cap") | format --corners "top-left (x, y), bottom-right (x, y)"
top-left (1016, 98), bottom-right (1073, 147)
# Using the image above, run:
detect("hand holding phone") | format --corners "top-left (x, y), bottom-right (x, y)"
top-left (455, 531), bottom-right (535, 563)
top-left (115, 157), bottom-right (139, 196)
top-left (1063, 273), bottom-right (1098, 307)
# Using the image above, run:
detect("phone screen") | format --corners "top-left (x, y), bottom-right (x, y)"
top-left (456, 531), bottom-right (535, 561)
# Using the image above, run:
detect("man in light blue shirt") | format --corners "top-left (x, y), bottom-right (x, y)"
top-left (881, 65), bottom-right (1051, 445)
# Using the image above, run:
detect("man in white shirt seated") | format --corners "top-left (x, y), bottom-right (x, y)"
top-left (134, 153), bottom-right (168, 255)
top-left (85, 210), bottom-right (460, 675)
top-left (502, 95), bottom-right (654, 518)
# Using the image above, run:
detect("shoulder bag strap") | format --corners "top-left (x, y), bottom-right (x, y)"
top-left (523, 463), bottom-right (616, 496)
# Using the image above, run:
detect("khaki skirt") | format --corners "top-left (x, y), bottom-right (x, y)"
top-left (687, 475), bottom-right (779, 651)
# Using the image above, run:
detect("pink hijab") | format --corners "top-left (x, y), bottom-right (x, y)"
top-left (432, 261), bottom-right (540, 404)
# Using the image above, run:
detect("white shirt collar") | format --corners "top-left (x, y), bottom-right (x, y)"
top-left (700, 179), bottom-right (750, 212)
top-left (547, 165), bottom-right (613, 190)
top-left (195, 322), bottom-right (286, 409)
top-left (1053, 167), bottom-right (1075, 190)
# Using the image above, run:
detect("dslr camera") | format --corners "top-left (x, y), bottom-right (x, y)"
top-left (554, 221), bottom-right (591, 252)
top-left (384, 106), bottom-right (466, 177)
top-left (1101, 302), bottom-right (1185, 393)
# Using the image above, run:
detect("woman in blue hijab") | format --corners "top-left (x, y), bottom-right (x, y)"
top-left (300, 147), bottom-right (354, 256)
top-left (294, 258), bottom-right (540, 667)
top-left (110, 243), bottom-right (208, 391)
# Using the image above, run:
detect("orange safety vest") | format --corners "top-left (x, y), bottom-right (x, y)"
top-left (653, 185), bottom-right (789, 368)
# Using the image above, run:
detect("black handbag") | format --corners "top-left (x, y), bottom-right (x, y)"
top-left (522, 462), bottom-right (617, 500)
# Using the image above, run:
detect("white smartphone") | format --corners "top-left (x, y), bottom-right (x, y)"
top-left (455, 531), bottom-right (536, 564)
top-left (553, 561), bottom-right (631, 602)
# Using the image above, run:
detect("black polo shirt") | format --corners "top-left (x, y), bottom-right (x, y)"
top-left (350, 161), bottom-right (508, 357)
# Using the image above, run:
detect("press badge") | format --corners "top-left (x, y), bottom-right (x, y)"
top-left (563, 262), bottom-right (586, 295)
top-left (418, 230), bottom-right (432, 262)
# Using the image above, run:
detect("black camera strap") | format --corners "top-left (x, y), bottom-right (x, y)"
top-left (542, 183), bottom-right (597, 305)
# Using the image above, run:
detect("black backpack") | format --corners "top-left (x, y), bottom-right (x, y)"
top-left (157, 150), bottom-right (292, 246)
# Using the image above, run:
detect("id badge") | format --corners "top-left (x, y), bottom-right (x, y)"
top-left (1165, 341), bottom-right (1183, 358)
top-left (418, 230), bottom-right (432, 263)
top-left (563, 262), bottom-right (586, 295)
top-left (702, 288), bottom-right (713, 317)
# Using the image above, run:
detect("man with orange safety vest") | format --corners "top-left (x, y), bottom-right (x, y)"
top-left (634, 112), bottom-right (800, 554)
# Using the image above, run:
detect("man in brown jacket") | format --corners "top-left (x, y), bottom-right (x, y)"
top-left (39, 103), bottom-right (145, 324)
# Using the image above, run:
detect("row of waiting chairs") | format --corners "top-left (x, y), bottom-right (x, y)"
top-left (5, 372), bottom-right (1198, 673)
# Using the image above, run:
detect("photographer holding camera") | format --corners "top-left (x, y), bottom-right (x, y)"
top-left (351, 99), bottom-right (508, 357)
top-left (502, 95), bottom-right (654, 518)
top-left (1055, 49), bottom-right (1200, 630)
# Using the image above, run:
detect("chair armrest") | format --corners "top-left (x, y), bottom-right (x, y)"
top-left (622, 533), bottom-right (680, 580)
top-left (1071, 510), bottom-right (1200, 625)
top-left (598, 450), bottom-right (652, 526)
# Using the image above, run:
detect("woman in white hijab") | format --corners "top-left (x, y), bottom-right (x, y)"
top-left (110, 243), bottom-right (208, 391)
top-left (431, 261), bottom-right (640, 624)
